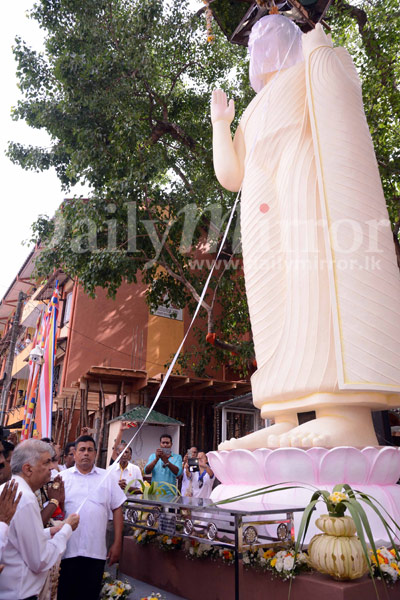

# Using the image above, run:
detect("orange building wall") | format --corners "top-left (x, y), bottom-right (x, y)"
top-left (64, 280), bottom-right (150, 387)
top-left (63, 272), bottom-right (236, 389)
top-left (145, 314), bottom-right (184, 378)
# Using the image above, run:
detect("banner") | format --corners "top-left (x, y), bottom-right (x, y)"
top-left (37, 283), bottom-right (59, 438)
top-left (21, 310), bottom-right (44, 440)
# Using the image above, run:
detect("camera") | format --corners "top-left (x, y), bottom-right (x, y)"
top-left (188, 457), bottom-right (199, 473)
top-left (162, 448), bottom-right (171, 457)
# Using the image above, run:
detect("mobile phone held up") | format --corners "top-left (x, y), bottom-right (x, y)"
top-left (188, 458), bottom-right (199, 473)
top-left (162, 448), bottom-right (172, 457)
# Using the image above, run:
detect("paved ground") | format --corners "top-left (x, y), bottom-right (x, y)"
top-left (108, 564), bottom-right (188, 600)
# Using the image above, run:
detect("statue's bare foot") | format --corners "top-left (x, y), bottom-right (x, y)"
top-left (276, 409), bottom-right (378, 448)
top-left (218, 419), bottom-right (296, 451)
top-left (277, 427), bottom-right (329, 449)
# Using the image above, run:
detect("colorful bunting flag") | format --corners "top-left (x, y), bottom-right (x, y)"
top-left (21, 310), bottom-right (44, 440)
top-left (37, 282), bottom-right (59, 439)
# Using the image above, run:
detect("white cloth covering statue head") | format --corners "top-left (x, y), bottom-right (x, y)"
top-left (248, 15), bottom-right (304, 92)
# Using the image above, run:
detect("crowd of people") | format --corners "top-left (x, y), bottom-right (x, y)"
top-left (0, 424), bottom-right (215, 600)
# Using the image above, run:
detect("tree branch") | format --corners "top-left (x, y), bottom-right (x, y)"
top-left (334, 0), bottom-right (398, 95)
top-left (158, 259), bottom-right (211, 313)
top-left (166, 61), bottom-right (199, 101)
top-left (170, 163), bottom-right (193, 191)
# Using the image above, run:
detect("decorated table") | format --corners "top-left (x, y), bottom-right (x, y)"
top-left (122, 495), bottom-right (305, 600)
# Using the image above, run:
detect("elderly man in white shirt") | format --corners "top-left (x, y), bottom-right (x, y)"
top-left (58, 435), bottom-right (126, 600)
top-left (0, 439), bottom-right (79, 600)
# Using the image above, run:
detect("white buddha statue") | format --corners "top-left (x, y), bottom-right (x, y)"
top-left (211, 16), bottom-right (400, 450)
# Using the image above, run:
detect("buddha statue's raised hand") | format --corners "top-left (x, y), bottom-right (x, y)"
top-left (211, 89), bottom-right (235, 125)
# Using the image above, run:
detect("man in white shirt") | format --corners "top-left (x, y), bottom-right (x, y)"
top-left (62, 442), bottom-right (75, 469)
top-left (58, 435), bottom-right (126, 600)
top-left (108, 444), bottom-right (142, 495)
top-left (181, 446), bottom-right (198, 496)
top-left (0, 439), bottom-right (79, 600)
top-left (183, 452), bottom-right (214, 499)
top-left (50, 443), bottom-right (75, 478)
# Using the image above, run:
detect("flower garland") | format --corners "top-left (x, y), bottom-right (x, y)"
top-left (140, 594), bottom-right (166, 600)
top-left (158, 534), bottom-right (183, 551)
top-left (184, 539), bottom-right (215, 560)
top-left (132, 527), bottom-right (157, 546)
top-left (101, 572), bottom-right (132, 600)
top-left (258, 548), bottom-right (309, 581)
top-left (132, 528), bottom-right (309, 581)
top-left (130, 526), bottom-right (400, 585)
top-left (203, 0), bottom-right (215, 43)
top-left (371, 547), bottom-right (400, 584)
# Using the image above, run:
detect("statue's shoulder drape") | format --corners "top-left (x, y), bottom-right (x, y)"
top-left (305, 43), bottom-right (400, 394)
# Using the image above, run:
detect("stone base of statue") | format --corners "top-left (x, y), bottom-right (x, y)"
top-left (120, 536), bottom-right (399, 600)
top-left (207, 446), bottom-right (400, 543)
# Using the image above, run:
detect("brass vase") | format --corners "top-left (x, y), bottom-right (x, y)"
top-left (308, 515), bottom-right (368, 580)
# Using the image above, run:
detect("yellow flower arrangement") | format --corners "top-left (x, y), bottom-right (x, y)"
top-left (100, 572), bottom-right (132, 599)
top-left (329, 492), bottom-right (347, 505)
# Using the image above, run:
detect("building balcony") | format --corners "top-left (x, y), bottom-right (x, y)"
top-left (6, 405), bottom-right (25, 428)
top-left (11, 342), bottom-right (32, 380)
top-left (20, 297), bottom-right (42, 329)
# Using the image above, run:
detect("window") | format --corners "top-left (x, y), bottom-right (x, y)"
top-left (63, 292), bottom-right (73, 325)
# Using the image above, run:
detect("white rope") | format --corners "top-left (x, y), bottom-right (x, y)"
top-left (75, 31), bottom-right (300, 514)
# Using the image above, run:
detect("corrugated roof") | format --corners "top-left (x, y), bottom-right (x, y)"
top-left (109, 405), bottom-right (184, 426)
top-left (215, 392), bottom-right (253, 409)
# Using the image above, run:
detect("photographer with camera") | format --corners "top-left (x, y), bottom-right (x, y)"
top-left (182, 451), bottom-right (214, 499)
top-left (181, 446), bottom-right (197, 496)
top-left (144, 434), bottom-right (182, 492)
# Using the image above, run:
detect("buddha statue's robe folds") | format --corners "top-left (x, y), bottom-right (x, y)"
top-left (237, 32), bottom-right (400, 425)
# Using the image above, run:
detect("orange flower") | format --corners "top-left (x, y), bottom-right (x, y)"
top-left (390, 562), bottom-right (400, 573)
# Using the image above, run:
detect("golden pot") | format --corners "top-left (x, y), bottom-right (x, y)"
top-left (308, 515), bottom-right (368, 580)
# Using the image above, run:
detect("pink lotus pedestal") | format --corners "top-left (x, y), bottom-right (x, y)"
top-left (207, 446), bottom-right (400, 543)
top-left (120, 537), bottom-right (399, 600)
